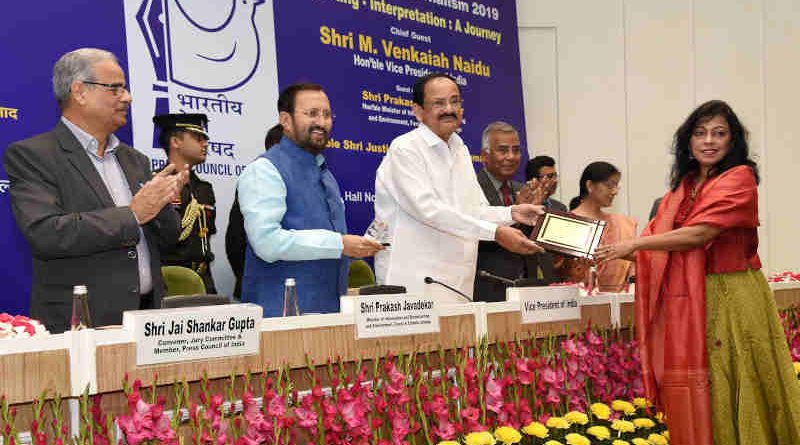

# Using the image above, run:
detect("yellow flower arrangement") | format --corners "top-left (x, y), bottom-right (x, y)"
top-left (632, 418), bottom-right (655, 429)
top-left (564, 411), bottom-right (589, 425)
top-left (631, 439), bottom-right (649, 445)
top-left (465, 431), bottom-right (497, 445)
top-left (648, 433), bottom-right (668, 445)
top-left (612, 441), bottom-right (630, 445)
top-left (586, 425), bottom-right (611, 440)
top-left (590, 402), bottom-right (611, 420)
top-left (564, 433), bottom-right (591, 445)
top-left (663, 430), bottom-right (670, 440)
top-left (632, 397), bottom-right (650, 409)
top-left (522, 421), bottom-right (549, 439)
top-left (611, 399), bottom-right (636, 415)
top-left (655, 412), bottom-right (665, 423)
top-left (494, 426), bottom-right (522, 444)
top-left (545, 416), bottom-right (571, 429)
top-left (611, 419), bottom-right (636, 433)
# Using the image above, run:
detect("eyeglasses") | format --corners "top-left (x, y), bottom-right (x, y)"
top-left (426, 97), bottom-right (463, 110)
top-left (601, 181), bottom-right (621, 191)
top-left (298, 108), bottom-right (335, 120)
top-left (82, 80), bottom-right (129, 96)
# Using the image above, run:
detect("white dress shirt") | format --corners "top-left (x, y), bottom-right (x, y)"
top-left (374, 124), bottom-right (513, 300)
top-left (61, 117), bottom-right (153, 294)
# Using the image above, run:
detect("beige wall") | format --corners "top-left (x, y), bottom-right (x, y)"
top-left (517, 0), bottom-right (800, 273)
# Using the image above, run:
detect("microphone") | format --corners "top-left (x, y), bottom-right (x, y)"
top-left (478, 270), bottom-right (515, 286)
top-left (513, 277), bottom-right (544, 287)
top-left (424, 276), bottom-right (473, 302)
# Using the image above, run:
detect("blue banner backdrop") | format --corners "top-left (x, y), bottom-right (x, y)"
top-left (0, 0), bottom-right (525, 315)
top-left (273, 0), bottom-right (528, 237)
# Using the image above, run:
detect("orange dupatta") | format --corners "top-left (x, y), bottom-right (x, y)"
top-left (635, 166), bottom-right (758, 445)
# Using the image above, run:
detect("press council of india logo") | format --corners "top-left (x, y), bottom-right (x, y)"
top-left (128, 0), bottom-right (266, 145)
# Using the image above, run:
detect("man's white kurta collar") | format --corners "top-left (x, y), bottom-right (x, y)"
top-left (417, 123), bottom-right (463, 151)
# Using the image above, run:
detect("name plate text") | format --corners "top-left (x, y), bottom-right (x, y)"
top-left (123, 304), bottom-right (262, 366)
top-left (355, 294), bottom-right (439, 339)
top-left (515, 286), bottom-right (581, 324)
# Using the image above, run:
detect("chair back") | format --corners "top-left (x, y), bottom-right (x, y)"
top-left (348, 259), bottom-right (376, 288)
top-left (160, 294), bottom-right (232, 309)
top-left (161, 266), bottom-right (206, 296)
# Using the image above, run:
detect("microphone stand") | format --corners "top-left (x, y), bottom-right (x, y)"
top-left (423, 276), bottom-right (473, 302)
top-left (477, 269), bottom-right (515, 286)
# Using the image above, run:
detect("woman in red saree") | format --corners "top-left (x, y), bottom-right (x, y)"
top-left (597, 100), bottom-right (800, 445)
top-left (555, 161), bottom-right (636, 292)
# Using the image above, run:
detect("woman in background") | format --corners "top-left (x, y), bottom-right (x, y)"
top-left (596, 100), bottom-right (800, 445)
top-left (555, 161), bottom-right (636, 292)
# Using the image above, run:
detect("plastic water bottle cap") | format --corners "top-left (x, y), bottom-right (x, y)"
top-left (285, 278), bottom-right (296, 286)
top-left (73, 285), bottom-right (88, 295)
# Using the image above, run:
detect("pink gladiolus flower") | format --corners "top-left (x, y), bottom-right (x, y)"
top-left (434, 394), bottom-right (450, 416)
top-left (516, 359), bottom-right (533, 385)
top-left (545, 388), bottom-right (560, 405)
top-left (485, 377), bottom-right (504, 414)
top-left (518, 398), bottom-right (533, 426)
top-left (267, 395), bottom-right (286, 418)
top-left (374, 394), bottom-right (388, 412)
top-left (464, 358), bottom-right (478, 381)
top-left (585, 328), bottom-right (603, 346)
top-left (294, 405), bottom-right (318, 429)
top-left (461, 407), bottom-right (480, 423)
top-left (448, 385), bottom-right (461, 400)
top-left (390, 411), bottom-right (410, 444)
top-left (563, 338), bottom-right (588, 356)
top-left (117, 392), bottom-right (177, 445)
top-left (467, 385), bottom-right (479, 405)
top-left (241, 392), bottom-right (273, 442)
top-left (339, 398), bottom-right (367, 429)
top-left (432, 419), bottom-right (456, 440)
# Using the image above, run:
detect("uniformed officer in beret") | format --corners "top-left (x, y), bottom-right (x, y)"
top-left (153, 113), bottom-right (217, 292)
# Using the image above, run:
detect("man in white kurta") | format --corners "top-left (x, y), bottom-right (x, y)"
top-left (374, 73), bottom-right (543, 301)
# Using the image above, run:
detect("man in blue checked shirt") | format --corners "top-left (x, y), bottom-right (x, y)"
top-left (237, 83), bottom-right (383, 316)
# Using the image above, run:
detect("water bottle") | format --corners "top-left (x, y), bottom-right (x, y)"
top-left (282, 278), bottom-right (300, 316)
top-left (587, 265), bottom-right (597, 296)
top-left (70, 285), bottom-right (92, 330)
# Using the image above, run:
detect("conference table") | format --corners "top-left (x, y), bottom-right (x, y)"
top-left (1, 281), bottom-right (799, 434)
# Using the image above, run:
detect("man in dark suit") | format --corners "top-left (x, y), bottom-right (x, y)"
top-left (3, 48), bottom-right (185, 332)
top-left (473, 122), bottom-right (555, 302)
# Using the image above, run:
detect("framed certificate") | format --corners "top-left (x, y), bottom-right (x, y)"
top-left (530, 210), bottom-right (606, 259)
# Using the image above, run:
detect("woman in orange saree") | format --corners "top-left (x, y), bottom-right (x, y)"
top-left (597, 100), bottom-right (800, 445)
top-left (555, 161), bottom-right (636, 292)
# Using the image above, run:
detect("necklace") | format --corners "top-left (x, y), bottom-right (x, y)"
top-left (691, 177), bottom-right (705, 199)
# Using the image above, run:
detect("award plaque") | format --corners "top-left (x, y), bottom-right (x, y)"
top-left (530, 210), bottom-right (606, 259)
